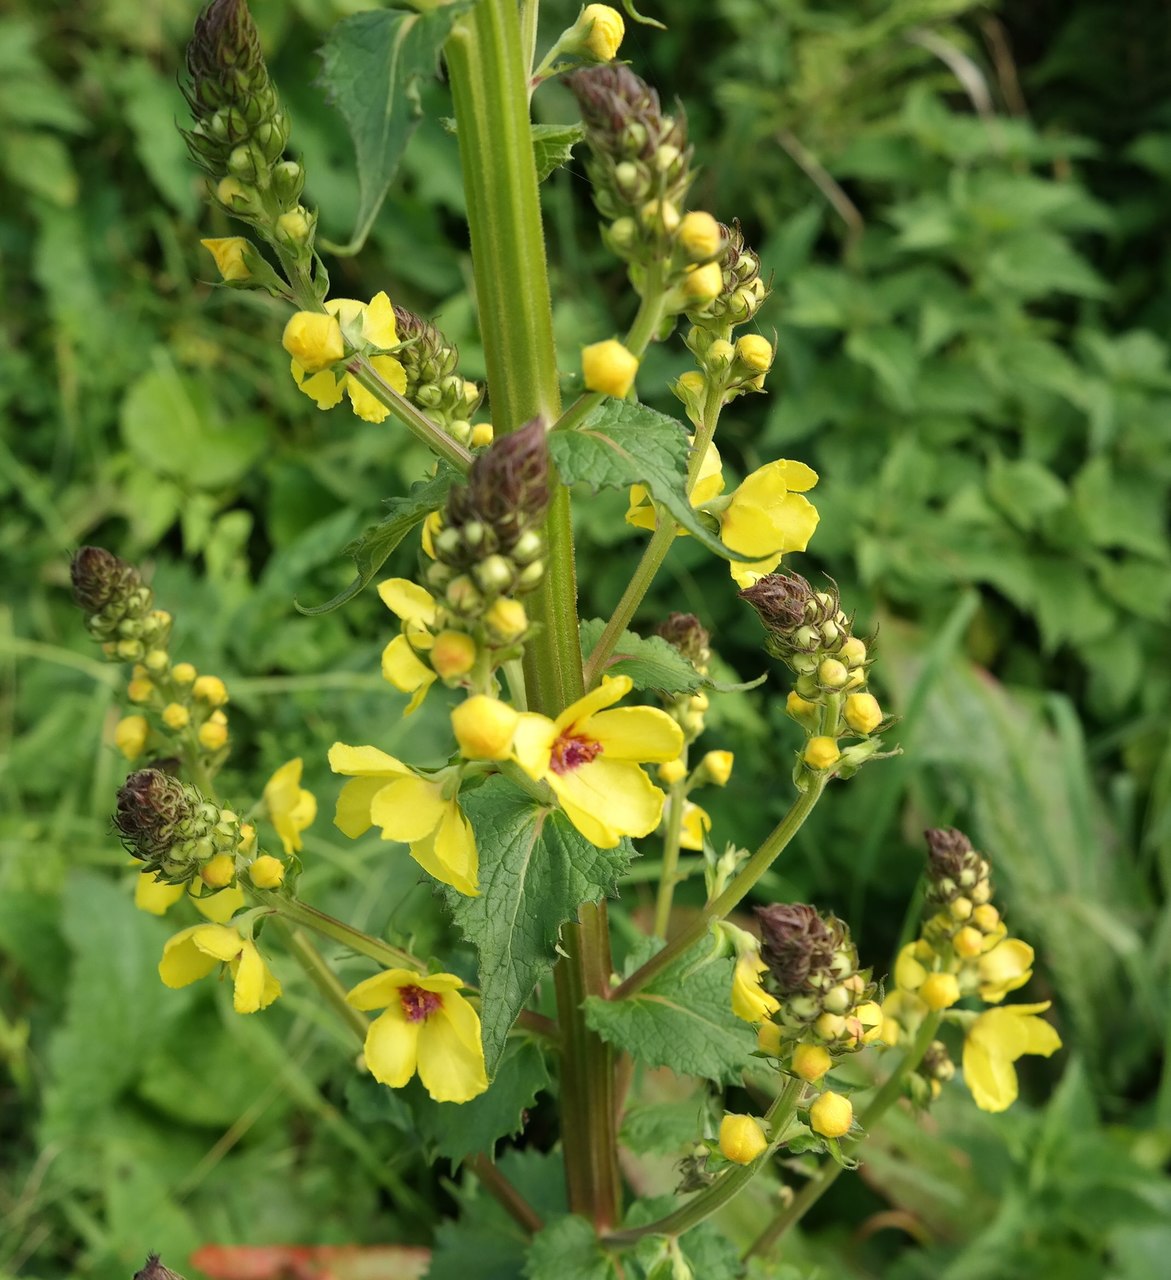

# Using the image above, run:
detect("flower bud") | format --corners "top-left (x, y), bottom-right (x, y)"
top-left (575, 4), bottom-right (625, 61)
top-left (681, 261), bottom-right (723, 304)
top-left (276, 207), bottom-right (312, 243)
top-left (193, 675), bottom-right (229, 706)
top-left (162, 703), bottom-right (190, 731)
top-left (736, 333), bottom-right (773, 373)
top-left (809, 1091), bottom-right (853, 1139)
top-left (200, 853), bottom-right (236, 889)
top-left (114, 715), bottom-right (150, 761)
top-left (718, 1114), bottom-right (768, 1165)
top-left (698, 750), bottom-right (733, 786)
top-left (430, 631), bottom-right (477, 680)
top-left (484, 598), bottom-right (528, 643)
top-left (198, 718), bottom-right (229, 752)
top-left (451, 695), bottom-right (520, 761)
top-left (658, 758), bottom-right (687, 785)
top-left (818, 658), bottom-right (848, 688)
top-left (200, 236), bottom-right (252, 282)
top-left (803, 737), bottom-right (840, 770)
top-left (282, 312), bottom-right (344, 374)
top-left (757, 1021), bottom-right (783, 1056)
top-left (677, 210), bottom-right (721, 260)
top-left (844, 692), bottom-right (882, 736)
top-left (128, 677), bottom-right (154, 703)
top-left (249, 855), bottom-right (286, 889)
top-left (470, 422), bottom-right (494, 448)
top-left (583, 339), bottom-right (639, 397)
top-left (640, 198), bottom-right (680, 234)
top-left (792, 1042), bottom-right (832, 1083)
top-left (919, 972), bottom-right (961, 1010)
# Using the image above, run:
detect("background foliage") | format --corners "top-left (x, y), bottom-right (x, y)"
top-left (2, 0), bottom-right (1169, 1276)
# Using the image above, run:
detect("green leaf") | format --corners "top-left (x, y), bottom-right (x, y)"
top-left (526, 1215), bottom-right (619, 1280)
top-left (580, 618), bottom-right (704, 694)
top-left (532, 122), bottom-right (585, 182)
top-left (445, 777), bottom-right (631, 1073)
top-left (294, 468), bottom-right (455, 615)
top-left (549, 401), bottom-right (754, 561)
top-left (620, 1100), bottom-right (705, 1155)
top-left (986, 456), bottom-right (1068, 532)
top-left (845, 326), bottom-right (919, 410)
top-left (1, 129), bottom-right (77, 205)
top-left (585, 939), bottom-right (756, 1084)
top-left (415, 1039), bottom-right (550, 1165)
top-left (318, 6), bottom-right (469, 255)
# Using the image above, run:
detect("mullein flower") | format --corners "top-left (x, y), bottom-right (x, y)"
top-left (962, 1002), bottom-right (1061, 1112)
top-left (327, 744), bottom-right (478, 896)
top-left (135, 872), bottom-right (245, 922)
top-left (347, 969), bottom-right (488, 1103)
top-left (262, 758), bottom-right (317, 855)
top-left (378, 578), bottom-right (441, 714)
top-left (718, 1114), bottom-right (768, 1164)
top-left (511, 675), bottom-right (684, 847)
top-left (391, 304), bottom-right (481, 439)
top-left (283, 292), bottom-right (407, 422)
top-left (678, 801), bottom-right (712, 851)
top-left (809, 1091), bottom-right (853, 1138)
top-left (159, 922), bottom-right (281, 1013)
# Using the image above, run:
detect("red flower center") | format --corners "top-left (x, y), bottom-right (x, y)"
top-left (550, 732), bottom-right (603, 775)
top-left (399, 985), bottom-right (443, 1023)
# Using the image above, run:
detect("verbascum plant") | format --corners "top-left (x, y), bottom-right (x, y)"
top-left (70, 2), bottom-right (1061, 1275)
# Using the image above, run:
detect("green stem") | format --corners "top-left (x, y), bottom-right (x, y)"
top-left (604, 1074), bottom-right (804, 1248)
top-left (580, 378), bottom-right (723, 688)
top-left (469, 1155), bottom-right (544, 1234)
top-left (348, 358), bottom-right (473, 473)
top-left (612, 775), bottom-right (827, 1001)
top-left (653, 777), bottom-right (687, 937)
top-left (276, 921), bottom-right (370, 1043)
top-left (742, 1012), bottom-right (944, 1261)
top-left (446, 0), bottom-right (619, 1227)
top-left (272, 897), bottom-right (422, 971)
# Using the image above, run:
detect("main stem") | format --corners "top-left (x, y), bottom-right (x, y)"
top-left (446, 0), bottom-right (621, 1229)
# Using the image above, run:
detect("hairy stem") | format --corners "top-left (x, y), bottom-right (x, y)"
top-left (604, 1074), bottom-right (804, 1248)
top-left (348, 357), bottom-right (473, 472)
top-left (612, 775), bottom-right (827, 1001)
top-left (446, 0), bottom-right (620, 1227)
top-left (743, 1012), bottom-right (944, 1260)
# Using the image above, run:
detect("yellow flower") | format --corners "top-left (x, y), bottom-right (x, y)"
top-left (720, 459), bottom-right (820, 588)
top-left (200, 236), bottom-right (251, 282)
top-left (578, 4), bottom-right (624, 60)
top-left (678, 800), bottom-right (711, 851)
top-left (287, 292), bottom-right (407, 422)
top-left (736, 334), bottom-right (773, 374)
top-left (159, 923), bottom-right (281, 1014)
top-left (809, 1090), bottom-right (853, 1138)
top-left (348, 968), bottom-right (488, 1103)
top-left (920, 972), bottom-right (961, 1010)
top-left (803, 736), bottom-right (840, 770)
top-left (844, 692), bottom-right (882, 736)
top-left (452, 696), bottom-right (520, 762)
top-left (626, 438), bottom-right (725, 535)
top-left (378, 578), bottom-right (439, 714)
top-left (962, 1002), bottom-right (1061, 1112)
top-left (719, 1113), bottom-right (768, 1164)
top-left (134, 871), bottom-right (244, 922)
top-left (114, 714), bottom-right (149, 761)
top-left (699, 750), bottom-right (733, 786)
top-left (249, 855), bottom-right (286, 889)
top-left (976, 937), bottom-right (1034, 1003)
top-left (193, 675), bottom-right (229, 706)
top-left (880, 987), bottom-right (928, 1046)
top-left (730, 954), bottom-right (780, 1024)
top-left (328, 744), bottom-right (478, 896)
top-left (678, 211), bottom-right (721, 261)
top-left (263, 758), bottom-right (317, 855)
top-left (510, 675), bottom-right (683, 847)
top-left (582, 339), bottom-right (639, 398)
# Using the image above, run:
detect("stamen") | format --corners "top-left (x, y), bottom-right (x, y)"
top-left (549, 733), bottom-right (603, 775)
top-left (400, 984), bottom-right (443, 1023)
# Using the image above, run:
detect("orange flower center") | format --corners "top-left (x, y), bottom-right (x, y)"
top-left (400, 985), bottom-right (443, 1023)
top-left (550, 732), bottom-right (603, 775)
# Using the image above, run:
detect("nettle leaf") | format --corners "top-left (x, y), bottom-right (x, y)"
top-left (620, 1100), bottom-right (705, 1155)
top-left (525, 1215), bottom-right (619, 1280)
top-left (295, 468), bottom-right (454, 615)
top-left (548, 400), bottom-right (754, 561)
top-left (319, 6), bottom-right (469, 255)
top-left (532, 122), bottom-right (584, 181)
top-left (585, 938), bottom-right (756, 1084)
top-left (414, 1039), bottom-right (550, 1165)
top-left (445, 777), bottom-right (632, 1073)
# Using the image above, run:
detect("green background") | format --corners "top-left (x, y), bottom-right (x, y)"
top-left (2, 0), bottom-right (1169, 1276)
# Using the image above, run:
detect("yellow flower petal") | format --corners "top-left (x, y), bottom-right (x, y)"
top-left (192, 883), bottom-right (246, 923)
top-left (347, 967), bottom-right (414, 1011)
top-left (334, 776), bottom-right (393, 839)
top-left (328, 742), bottom-right (411, 778)
top-left (345, 373), bottom-right (390, 423)
top-left (190, 923), bottom-right (246, 963)
top-left (411, 801), bottom-right (478, 896)
top-left (369, 353), bottom-right (407, 393)
top-left (417, 994), bottom-right (489, 1102)
top-left (363, 291), bottom-right (399, 349)
top-left (158, 927), bottom-right (220, 988)
top-left (977, 938), bottom-right (1034, 1004)
top-left (369, 775), bottom-right (447, 843)
top-left (894, 942), bottom-right (928, 992)
top-left (381, 636), bottom-right (437, 711)
top-left (291, 361), bottom-right (345, 409)
top-left (264, 757), bottom-right (317, 855)
top-left (135, 873), bottom-right (185, 916)
top-left (550, 758), bottom-right (665, 847)
top-left (555, 674), bottom-right (633, 736)
top-left (231, 940), bottom-right (281, 1013)
top-left (586, 706), bottom-right (684, 763)
top-left (963, 1003), bottom-right (1061, 1113)
top-left (511, 712), bottom-right (559, 780)
top-left (679, 800), bottom-right (711, 851)
top-left (365, 1004), bottom-right (421, 1088)
top-left (378, 578), bottom-right (438, 626)
top-left (731, 955), bottom-right (779, 1023)
top-left (692, 440), bottom-right (726, 504)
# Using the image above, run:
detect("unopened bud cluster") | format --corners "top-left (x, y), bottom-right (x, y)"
top-left (425, 419), bottom-right (550, 621)
top-left (184, 0), bottom-right (314, 273)
top-left (909, 1039), bottom-right (956, 1105)
top-left (654, 613), bottom-right (712, 743)
top-left (754, 903), bottom-right (881, 1055)
top-left (115, 771), bottom-right (245, 885)
top-left (71, 548), bottom-right (233, 767)
top-left (393, 305), bottom-right (484, 445)
top-left (740, 571), bottom-right (887, 779)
